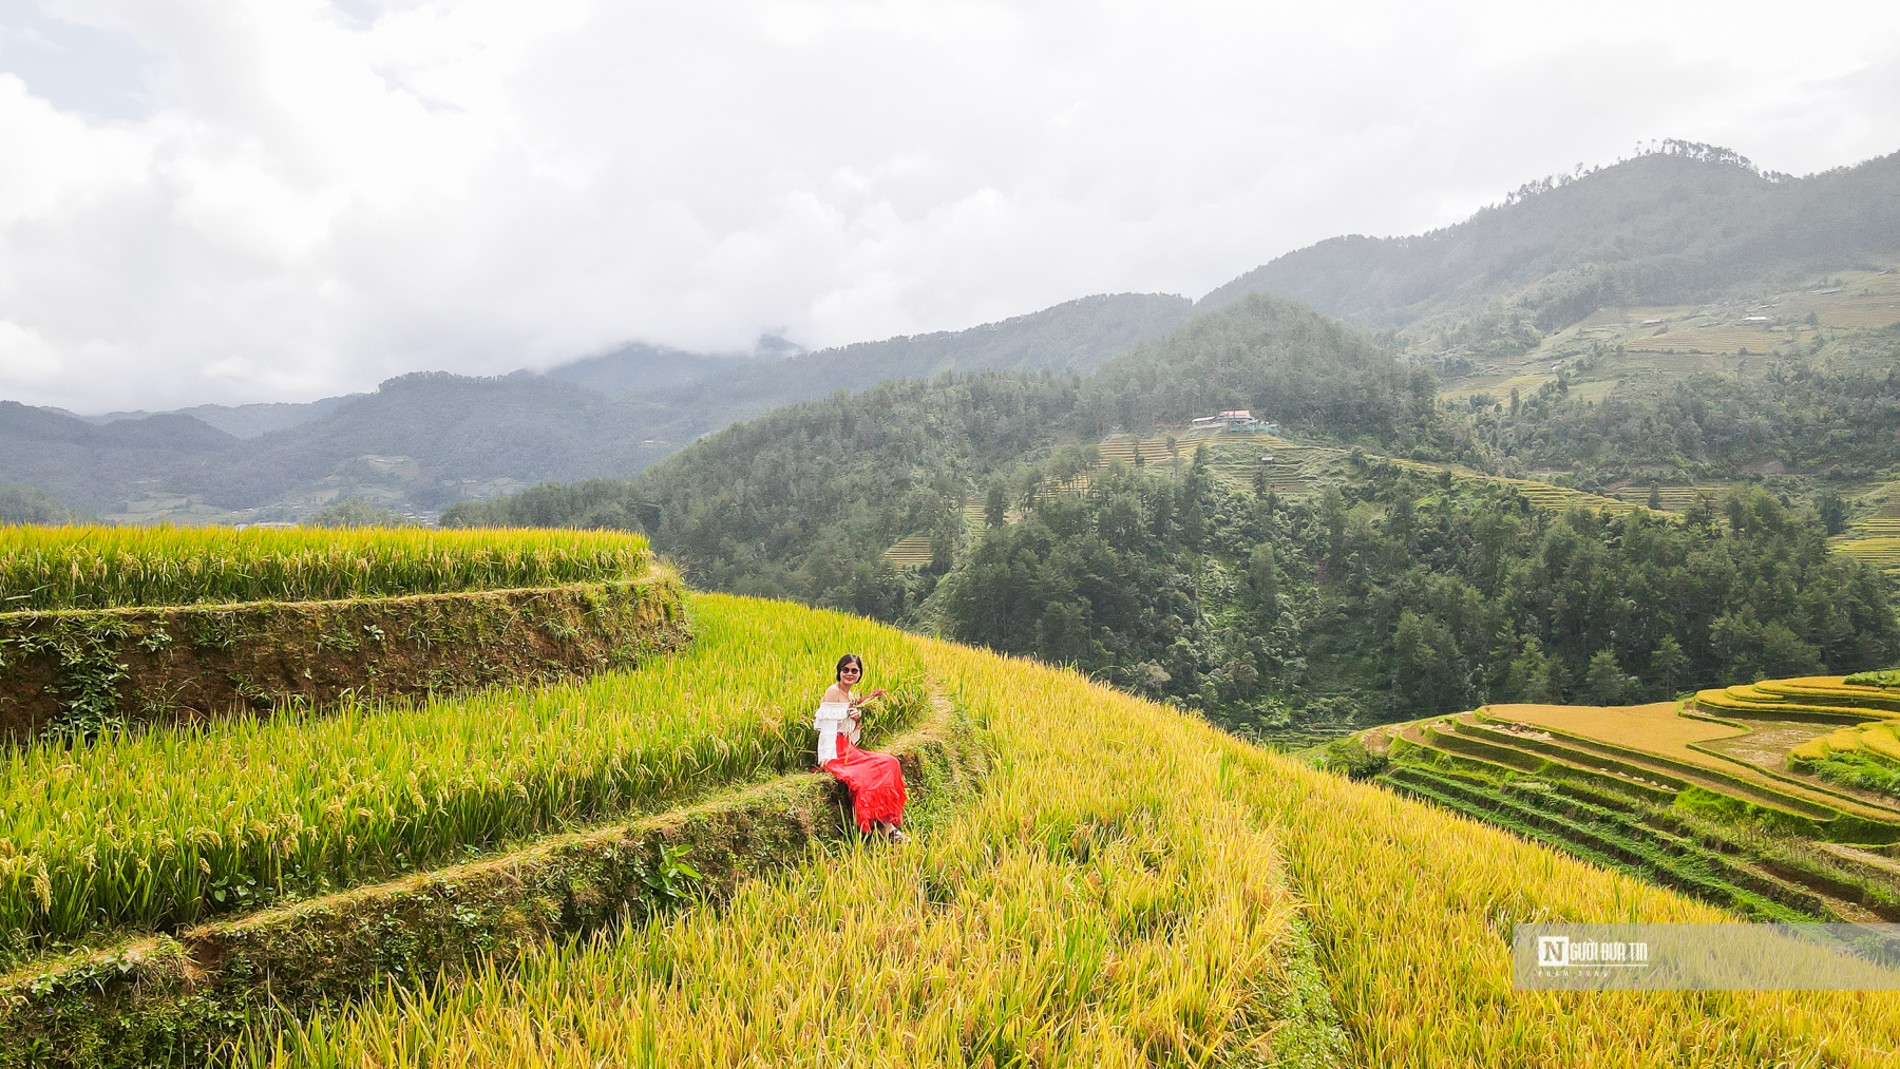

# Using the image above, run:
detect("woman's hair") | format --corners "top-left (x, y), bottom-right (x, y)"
top-left (835, 653), bottom-right (864, 681)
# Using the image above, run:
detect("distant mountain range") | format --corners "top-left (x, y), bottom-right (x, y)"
top-left (1, 293), bottom-right (1194, 522)
top-left (4, 142), bottom-right (1897, 525)
top-left (79, 396), bottom-right (363, 440)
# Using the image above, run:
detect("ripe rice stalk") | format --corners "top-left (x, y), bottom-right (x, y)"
top-left (246, 634), bottom-right (1316, 1068)
top-left (0, 595), bottom-right (924, 964)
top-left (0, 525), bottom-right (655, 611)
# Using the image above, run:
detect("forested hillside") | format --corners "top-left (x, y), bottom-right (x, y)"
top-left (0, 402), bottom-right (236, 515)
top-left (1205, 143), bottom-right (1900, 334)
top-left (0, 483), bottom-right (83, 524)
top-left (1476, 339), bottom-right (1900, 484)
top-left (933, 453), bottom-right (1898, 737)
top-left (445, 295), bottom-right (1453, 617)
top-left (452, 287), bottom-right (1899, 740)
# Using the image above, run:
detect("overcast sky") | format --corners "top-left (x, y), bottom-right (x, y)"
top-left (2, 0), bottom-right (1897, 413)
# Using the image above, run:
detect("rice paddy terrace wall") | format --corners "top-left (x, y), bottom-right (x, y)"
top-left (0, 527), bottom-right (687, 741)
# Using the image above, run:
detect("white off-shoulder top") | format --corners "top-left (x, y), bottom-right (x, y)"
top-left (813, 700), bottom-right (860, 765)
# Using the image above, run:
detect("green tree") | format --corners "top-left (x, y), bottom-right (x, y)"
top-left (307, 497), bottom-right (409, 528)
top-left (1649, 635), bottom-right (1690, 695)
top-left (1506, 637), bottom-right (1560, 702)
top-left (1584, 650), bottom-right (1636, 705)
top-left (984, 480), bottom-right (1008, 528)
top-left (1814, 490), bottom-right (1850, 537)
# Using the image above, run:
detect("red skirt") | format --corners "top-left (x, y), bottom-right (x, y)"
top-left (823, 735), bottom-right (907, 832)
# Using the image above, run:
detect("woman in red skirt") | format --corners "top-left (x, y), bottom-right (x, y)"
top-left (814, 653), bottom-right (909, 842)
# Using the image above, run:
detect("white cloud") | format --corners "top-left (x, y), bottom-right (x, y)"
top-left (0, 0), bottom-right (1897, 411)
top-left (0, 319), bottom-right (60, 386)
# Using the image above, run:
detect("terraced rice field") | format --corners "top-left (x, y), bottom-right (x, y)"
top-left (1191, 434), bottom-right (1342, 498)
top-left (1475, 703), bottom-right (1900, 824)
top-left (1835, 535), bottom-right (1900, 579)
top-left (13, 564), bottom-right (1900, 1065)
top-left (1112, 430), bottom-right (1639, 514)
top-left (1435, 268), bottom-right (1900, 405)
top-left (1353, 674), bottom-right (1900, 935)
top-left (1488, 700), bottom-right (1746, 756)
top-left (1374, 715), bottom-right (1900, 926)
top-left (1379, 750), bottom-right (1829, 923)
top-left (1834, 483), bottom-right (1900, 577)
top-left (1810, 269), bottom-right (1900, 329)
top-left (1482, 473), bottom-right (1641, 514)
top-left (881, 535), bottom-right (934, 567)
top-left (0, 596), bottom-right (930, 967)
top-left (242, 638), bottom-right (1900, 1069)
top-left (1793, 721), bottom-right (1900, 764)
top-left (1695, 676), bottom-right (1900, 722)
top-left (1620, 324), bottom-right (1818, 355)
top-left (1606, 484), bottom-right (1733, 512)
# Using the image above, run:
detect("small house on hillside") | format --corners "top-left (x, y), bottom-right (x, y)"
top-left (1191, 410), bottom-right (1279, 434)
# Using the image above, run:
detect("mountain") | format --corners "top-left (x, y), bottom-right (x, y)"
top-left (656, 292), bottom-right (1195, 417)
top-left (86, 396), bottom-right (360, 439)
top-left (0, 483), bottom-right (84, 524)
top-left (0, 402), bottom-right (236, 515)
top-left (446, 294), bottom-right (1451, 609)
top-left (169, 372), bottom-right (688, 517)
top-left (0, 292), bottom-right (1195, 522)
top-left (1203, 143), bottom-right (1900, 334)
top-left (449, 292), bottom-right (1896, 737)
top-left (538, 342), bottom-right (766, 398)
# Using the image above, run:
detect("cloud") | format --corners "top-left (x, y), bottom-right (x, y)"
top-left (0, 319), bottom-right (61, 387)
top-left (0, 0), bottom-right (1897, 411)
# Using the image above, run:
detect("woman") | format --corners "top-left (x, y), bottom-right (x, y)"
top-left (814, 653), bottom-right (909, 842)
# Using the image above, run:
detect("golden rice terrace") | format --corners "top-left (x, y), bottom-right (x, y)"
top-left (4, 525), bottom-right (1899, 1067)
